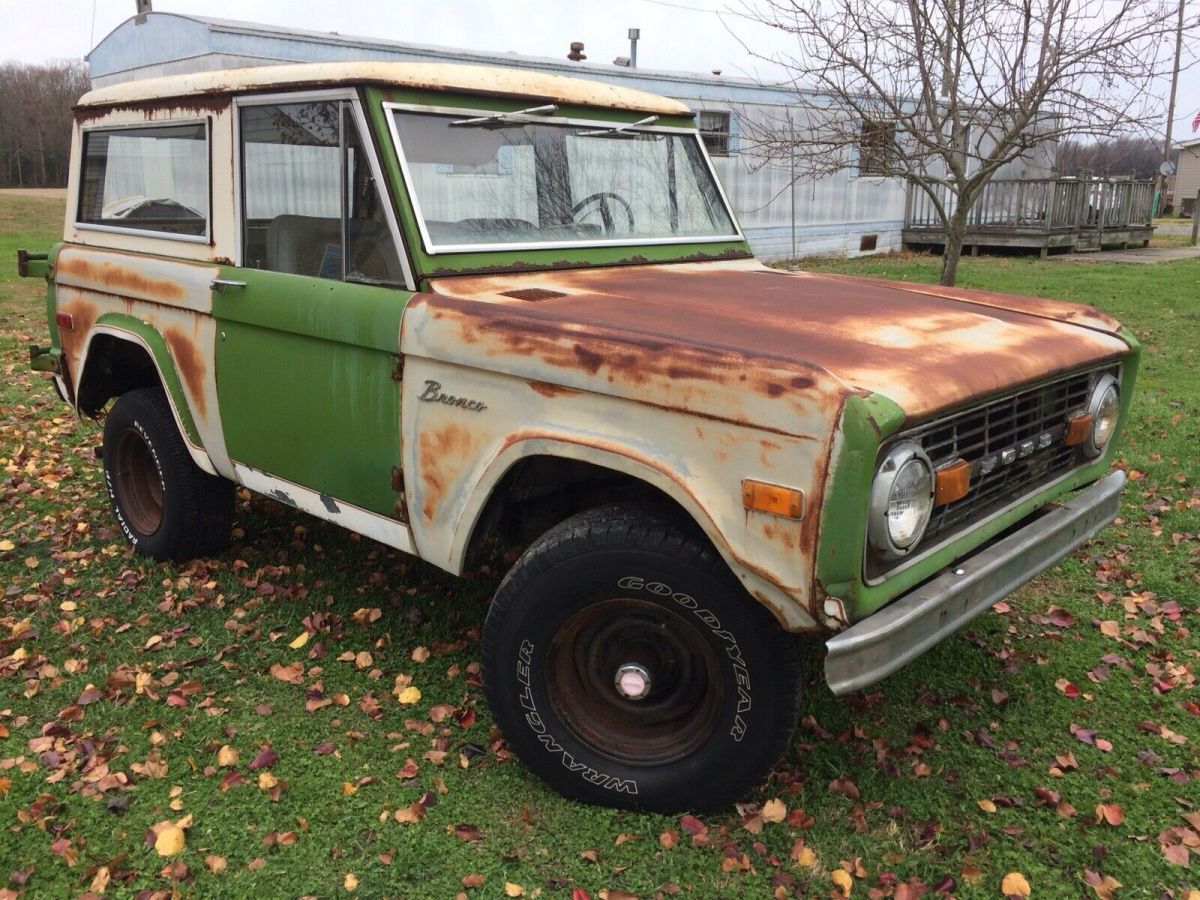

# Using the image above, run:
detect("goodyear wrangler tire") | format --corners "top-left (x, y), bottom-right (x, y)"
top-left (102, 387), bottom-right (233, 561)
top-left (483, 505), bottom-right (802, 812)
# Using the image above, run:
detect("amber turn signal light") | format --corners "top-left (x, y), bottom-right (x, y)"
top-left (1063, 412), bottom-right (1093, 447)
top-left (742, 479), bottom-right (805, 519)
top-left (934, 459), bottom-right (971, 507)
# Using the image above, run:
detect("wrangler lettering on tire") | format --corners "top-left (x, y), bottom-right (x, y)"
top-left (483, 504), bottom-right (802, 812)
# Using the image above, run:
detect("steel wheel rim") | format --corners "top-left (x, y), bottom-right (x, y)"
top-left (114, 428), bottom-right (163, 536)
top-left (546, 597), bottom-right (724, 766)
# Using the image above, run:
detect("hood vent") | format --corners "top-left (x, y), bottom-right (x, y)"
top-left (500, 288), bottom-right (568, 302)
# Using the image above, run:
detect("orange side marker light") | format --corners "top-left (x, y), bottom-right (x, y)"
top-left (742, 479), bottom-right (805, 519)
top-left (934, 459), bottom-right (971, 507)
top-left (1063, 412), bottom-right (1093, 447)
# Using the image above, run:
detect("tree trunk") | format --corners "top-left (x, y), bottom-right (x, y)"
top-left (939, 204), bottom-right (971, 286)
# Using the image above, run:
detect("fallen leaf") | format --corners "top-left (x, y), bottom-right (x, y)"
top-left (155, 825), bottom-right (186, 857)
top-left (344, 872), bottom-right (359, 891)
top-left (505, 882), bottom-right (524, 897)
top-left (289, 631), bottom-right (310, 649)
top-left (462, 873), bottom-right (486, 888)
top-left (269, 662), bottom-right (304, 684)
top-left (205, 855), bottom-right (227, 874)
top-left (1001, 872), bottom-right (1031, 897)
top-left (831, 868), bottom-right (853, 895)
top-left (0, 539), bottom-right (15, 551)
top-left (397, 686), bottom-right (422, 705)
top-left (978, 799), bottom-right (997, 813)
top-left (217, 745), bottom-right (239, 767)
top-left (762, 798), bottom-right (787, 823)
top-left (1096, 803), bottom-right (1125, 826)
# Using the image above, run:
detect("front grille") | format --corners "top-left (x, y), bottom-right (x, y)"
top-left (867, 363), bottom-right (1119, 580)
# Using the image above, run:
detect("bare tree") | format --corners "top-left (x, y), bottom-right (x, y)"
top-left (0, 61), bottom-right (90, 188)
top-left (736, 0), bottom-right (1193, 285)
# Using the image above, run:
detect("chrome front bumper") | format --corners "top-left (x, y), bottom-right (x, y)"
top-left (824, 470), bottom-right (1126, 696)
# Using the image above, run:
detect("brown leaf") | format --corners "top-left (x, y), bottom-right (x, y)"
top-left (829, 775), bottom-right (861, 801)
top-left (451, 823), bottom-right (483, 842)
top-left (394, 801), bottom-right (425, 824)
top-left (1096, 803), bottom-right (1125, 826)
top-left (248, 747), bottom-right (277, 770)
top-left (462, 874), bottom-right (486, 889)
top-left (659, 828), bottom-right (678, 849)
top-left (269, 662), bottom-right (304, 684)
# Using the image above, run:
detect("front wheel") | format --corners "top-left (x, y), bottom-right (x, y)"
top-left (483, 505), bottom-right (802, 812)
top-left (102, 387), bottom-right (234, 561)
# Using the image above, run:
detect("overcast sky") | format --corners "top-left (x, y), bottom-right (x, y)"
top-left (2, 0), bottom-right (1198, 142)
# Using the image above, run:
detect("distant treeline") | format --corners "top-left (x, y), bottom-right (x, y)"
top-left (0, 61), bottom-right (90, 188)
top-left (1055, 136), bottom-right (1171, 180)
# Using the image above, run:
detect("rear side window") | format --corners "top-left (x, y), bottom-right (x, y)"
top-left (76, 122), bottom-right (209, 239)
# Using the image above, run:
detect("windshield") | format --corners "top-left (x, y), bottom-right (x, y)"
top-left (389, 110), bottom-right (739, 251)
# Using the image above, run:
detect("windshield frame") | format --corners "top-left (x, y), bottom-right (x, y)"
top-left (383, 101), bottom-right (744, 256)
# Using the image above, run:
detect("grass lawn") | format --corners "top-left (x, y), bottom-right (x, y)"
top-left (2, 193), bottom-right (1198, 899)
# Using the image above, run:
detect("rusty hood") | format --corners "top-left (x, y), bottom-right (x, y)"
top-left (408, 258), bottom-right (1130, 429)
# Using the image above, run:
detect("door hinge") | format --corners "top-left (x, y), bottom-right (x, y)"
top-left (391, 355), bottom-right (405, 382)
top-left (391, 466), bottom-right (409, 524)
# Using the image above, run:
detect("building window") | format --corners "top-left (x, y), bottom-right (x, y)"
top-left (858, 119), bottom-right (897, 176)
top-left (76, 122), bottom-right (209, 238)
top-left (699, 110), bottom-right (731, 157)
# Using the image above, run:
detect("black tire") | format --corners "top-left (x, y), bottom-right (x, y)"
top-left (102, 387), bottom-right (234, 561)
top-left (483, 504), bottom-right (802, 812)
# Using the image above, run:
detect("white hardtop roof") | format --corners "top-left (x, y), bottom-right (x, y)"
top-left (76, 60), bottom-right (693, 117)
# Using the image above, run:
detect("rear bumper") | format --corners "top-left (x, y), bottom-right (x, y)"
top-left (824, 470), bottom-right (1126, 696)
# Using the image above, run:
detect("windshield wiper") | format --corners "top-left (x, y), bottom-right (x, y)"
top-left (450, 104), bottom-right (558, 128)
top-left (576, 115), bottom-right (659, 138)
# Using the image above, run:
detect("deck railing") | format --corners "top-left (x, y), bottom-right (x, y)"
top-left (905, 175), bottom-right (1156, 233)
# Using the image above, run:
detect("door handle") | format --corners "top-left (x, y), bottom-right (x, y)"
top-left (211, 278), bottom-right (247, 293)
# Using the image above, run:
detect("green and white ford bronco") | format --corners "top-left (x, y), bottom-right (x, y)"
top-left (21, 61), bottom-right (1137, 811)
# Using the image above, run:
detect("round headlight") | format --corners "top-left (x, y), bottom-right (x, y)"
top-left (868, 442), bottom-right (935, 559)
top-left (1084, 374), bottom-right (1119, 458)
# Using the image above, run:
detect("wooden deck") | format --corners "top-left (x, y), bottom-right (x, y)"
top-left (903, 176), bottom-right (1155, 257)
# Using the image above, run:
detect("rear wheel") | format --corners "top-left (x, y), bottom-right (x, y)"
top-left (102, 387), bottom-right (233, 561)
top-left (483, 504), bottom-right (802, 812)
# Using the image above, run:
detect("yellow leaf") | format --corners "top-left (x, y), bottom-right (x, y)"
top-left (154, 825), bottom-right (186, 857)
top-left (344, 872), bottom-right (359, 892)
top-left (217, 745), bottom-right (239, 767)
top-left (342, 781), bottom-right (357, 796)
top-left (0, 538), bottom-right (15, 551)
top-left (978, 799), bottom-right (997, 813)
top-left (831, 868), bottom-right (853, 895)
top-left (795, 846), bottom-right (817, 867)
top-left (505, 883), bottom-right (525, 897)
top-left (23, 556), bottom-right (38, 569)
top-left (257, 772), bottom-right (278, 790)
top-left (289, 631), bottom-right (310, 649)
top-left (397, 686), bottom-right (422, 705)
top-left (1001, 872), bottom-right (1031, 897)
top-left (762, 798), bottom-right (787, 823)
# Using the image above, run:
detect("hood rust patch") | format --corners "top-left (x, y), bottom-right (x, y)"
top-left (423, 260), bottom-right (1130, 421)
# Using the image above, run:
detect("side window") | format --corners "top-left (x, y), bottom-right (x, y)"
top-left (77, 122), bottom-right (209, 238)
top-left (240, 100), bottom-right (404, 283)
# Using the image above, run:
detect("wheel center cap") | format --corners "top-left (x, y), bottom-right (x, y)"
top-left (614, 663), bottom-right (652, 700)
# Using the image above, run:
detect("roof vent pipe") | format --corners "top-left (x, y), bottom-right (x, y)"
top-left (568, 42), bottom-right (587, 61)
